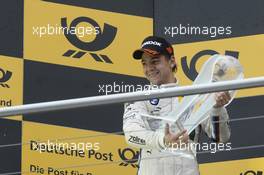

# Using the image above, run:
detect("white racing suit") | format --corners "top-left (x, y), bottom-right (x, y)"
top-left (123, 84), bottom-right (231, 175)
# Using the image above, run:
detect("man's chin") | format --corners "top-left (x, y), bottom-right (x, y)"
top-left (149, 79), bottom-right (162, 85)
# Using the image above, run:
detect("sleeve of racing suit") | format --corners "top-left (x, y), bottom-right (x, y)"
top-left (123, 102), bottom-right (166, 150)
top-left (201, 107), bottom-right (231, 143)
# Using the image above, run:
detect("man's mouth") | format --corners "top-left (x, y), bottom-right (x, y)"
top-left (148, 71), bottom-right (159, 79)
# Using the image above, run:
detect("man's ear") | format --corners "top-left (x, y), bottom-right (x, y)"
top-left (170, 56), bottom-right (177, 72)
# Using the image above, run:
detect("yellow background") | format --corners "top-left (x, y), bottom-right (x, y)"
top-left (24, 0), bottom-right (152, 77)
top-left (174, 34), bottom-right (264, 98)
top-left (22, 121), bottom-right (139, 175)
top-left (0, 55), bottom-right (23, 120)
top-left (200, 157), bottom-right (264, 174)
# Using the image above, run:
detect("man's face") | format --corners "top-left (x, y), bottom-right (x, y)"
top-left (141, 53), bottom-right (174, 85)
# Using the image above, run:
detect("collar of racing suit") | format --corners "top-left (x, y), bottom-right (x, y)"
top-left (150, 77), bottom-right (179, 89)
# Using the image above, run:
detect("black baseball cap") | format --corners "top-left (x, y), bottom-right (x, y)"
top-left (133, 36), bottom-right (174, 59)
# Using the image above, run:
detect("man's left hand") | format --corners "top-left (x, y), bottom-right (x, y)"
top-left (214, 92), bottom-right (231, 108)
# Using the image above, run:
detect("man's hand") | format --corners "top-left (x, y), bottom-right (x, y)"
top-left (214, 91), bottom-right (231, 108)
top-left (164, 123), bottom-right (189, 148)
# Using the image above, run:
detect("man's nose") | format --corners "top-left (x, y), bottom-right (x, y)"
top-left (145, 64), bottom-right (155, 72)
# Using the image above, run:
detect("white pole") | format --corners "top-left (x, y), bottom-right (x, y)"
top-left (0, 77), bottom-right (263, 117)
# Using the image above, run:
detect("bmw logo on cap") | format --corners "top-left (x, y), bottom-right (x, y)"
top-left (150, 98), bottom-right (159, 105)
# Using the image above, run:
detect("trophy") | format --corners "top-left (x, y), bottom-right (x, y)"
top-left (173, 54), bottom-right (244, 134)
top-left (141, 54), bottom-right (244, 159)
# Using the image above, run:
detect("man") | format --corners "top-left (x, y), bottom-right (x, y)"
top-left (123, 36), bottom-right (231, 175)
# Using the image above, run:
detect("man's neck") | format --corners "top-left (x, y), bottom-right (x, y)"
top-left (153, 76), bottom-right (177, 86)
top-left (167, 76), bottom-right (177, 84)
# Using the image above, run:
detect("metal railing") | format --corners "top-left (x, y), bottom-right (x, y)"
top-left (0, 77), bottom-right (263, 117)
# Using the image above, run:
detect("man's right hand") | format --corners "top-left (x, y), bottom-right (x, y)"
top-left (164, 123), bottom-right (189, 148)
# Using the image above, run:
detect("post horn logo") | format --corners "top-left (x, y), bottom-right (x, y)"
top-left (181, 50), bottom-right (239, 81)
top-left (240, 170), bottom-right (263, 175)
top-left (61, 16), bottom-right (117, 64)
top-left (118, 148), bottom-right (139, 168)
top-left (0, 68), bottom-right (12, 88)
